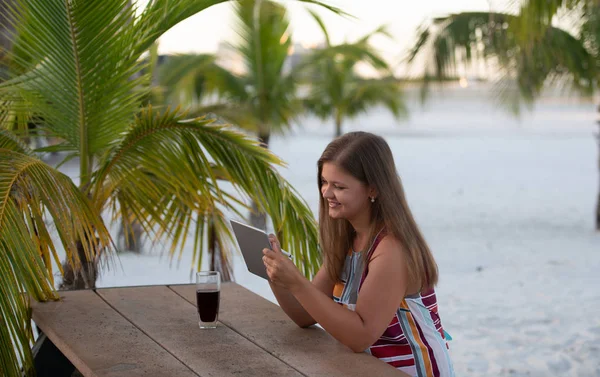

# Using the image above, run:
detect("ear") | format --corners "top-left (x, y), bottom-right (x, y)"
top-left (369, 187), bottom-right (378, 199)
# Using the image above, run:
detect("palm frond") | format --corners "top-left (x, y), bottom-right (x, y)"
top-left (413, 12), bottom-right (517, 78)
top-left (93, 107), bottom-right (321, 278)
top-left (190, 103), bottom-right (262, 132)
top-left (406, 23), bottom-right (432, 65)
top-left (519, 25), bottom-right (596, 98)
top-left (134, 0), bottom-right (230, 55)
top-left (579, 3), bottom-right (600, 88)
top-left (356, 24), bottom-right (394, 44)
top-left (290, 0), bottom-right (348, 17)
top-left (0, 225), bottom-right (36, 377)
top-left (408, 11), bottom-right (598, 112)
top-left (0, 149), bottom-right (114, 377)
top-left (234, 0), bottom-right (298, 133)
top-left (0, 128), bottom-right (31, 154)
top-left (158, 53), bottom-right (250, 110)
top-left (0, 0), bottom-right (146, 163)
top-left (300, 42), bottom-right (391, 74)
top-left (263, 175), bottom-right (321, 277)
top-left (158, 54), bottom-right (218, 105)
top-left (307, 9), bottom-right (331, 46)
top-left (301, 24), bottom-right (404, 132)
top-left (344, 78), bottom-right (407, 119)
top-left (517, 0), bottom-right (598, 33)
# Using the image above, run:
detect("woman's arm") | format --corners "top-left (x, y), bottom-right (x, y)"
top-left (269, 266), bottom-right (335, 328)
top-left (265, 234), bottom-right (335, 328)
top-left (264, 236), bottom-right (408, 353)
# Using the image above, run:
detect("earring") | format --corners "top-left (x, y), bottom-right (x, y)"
top-left (370, 197), bottom-right (375, 203)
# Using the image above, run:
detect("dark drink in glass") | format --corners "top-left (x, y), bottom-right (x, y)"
top-left (195, 271), bottom-right (220, 328)
top-left (196, 290), bottom-right (220, 323)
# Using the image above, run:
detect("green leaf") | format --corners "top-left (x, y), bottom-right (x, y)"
top-left (407, 11), bottom-right (598, 114)
top-left (0, 128), bottom-right (31, 154)
top-left (93, 107), bottom-right (321, 278)
top-left (301, 23), bottom-right (404, 135)
top-left (0, 149), bottom-right (114, 377)
top-left (134, 0), bottom-right (231, 55)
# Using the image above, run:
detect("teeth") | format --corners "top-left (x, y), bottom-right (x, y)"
top-left (328, 202), bottom-right (340, 207)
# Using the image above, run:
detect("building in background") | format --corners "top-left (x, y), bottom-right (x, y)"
top-left (214, 41), bottom-right (323, 77)
top-left (283, 42), bottom-right (322, 74)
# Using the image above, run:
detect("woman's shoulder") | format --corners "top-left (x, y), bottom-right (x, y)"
top-left (375, 229), bottom-right (402, 250)
top-left (370, 233), bottom-right (404, 261)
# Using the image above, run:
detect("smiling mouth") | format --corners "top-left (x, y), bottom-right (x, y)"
top-left (328, 201), bottom-right (340, 208)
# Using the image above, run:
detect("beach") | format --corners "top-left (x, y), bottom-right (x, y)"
top-left (60, 84), bottom-right (599, 376)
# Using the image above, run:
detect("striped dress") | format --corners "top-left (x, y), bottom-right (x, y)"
top-left (332, 231), bottom-right (454, 377)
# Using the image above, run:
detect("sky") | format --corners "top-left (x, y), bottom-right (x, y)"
top-left (137, 0), bottom-right (502, 68)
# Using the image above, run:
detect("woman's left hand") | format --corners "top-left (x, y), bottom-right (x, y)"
top-left (262, 234), bottom-right (305, 292)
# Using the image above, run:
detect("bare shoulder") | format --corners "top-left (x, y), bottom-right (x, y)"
top-left (370, 235), bottom-right (405, 264)
top-left (364, 234), bottom-right (410, 296)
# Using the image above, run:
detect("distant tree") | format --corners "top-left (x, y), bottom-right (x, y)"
top-left (302, 12), bottom-right (406, 137)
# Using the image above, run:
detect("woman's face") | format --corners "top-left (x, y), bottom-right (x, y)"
top-left (320, 162), bottom-right (372, 222)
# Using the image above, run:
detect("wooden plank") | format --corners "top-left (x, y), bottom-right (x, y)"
top-left (31, 290), bottom-right (197, 377)
top-left (98, 286), bottom-right (303, 377)
top-left (171, 283), bottom-right (404, 377)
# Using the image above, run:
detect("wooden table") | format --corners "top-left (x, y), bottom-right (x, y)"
top-left (31, 283), bottom-right (403, 376)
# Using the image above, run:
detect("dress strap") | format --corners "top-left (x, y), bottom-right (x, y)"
top-left (358, 228), bottom-right (387, 290)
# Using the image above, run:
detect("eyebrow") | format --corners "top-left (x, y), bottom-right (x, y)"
top-left (321, 177), bottom-right (345, 185)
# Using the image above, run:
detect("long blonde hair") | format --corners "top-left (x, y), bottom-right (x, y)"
top-left (318, 132), bottom-right (438, 290)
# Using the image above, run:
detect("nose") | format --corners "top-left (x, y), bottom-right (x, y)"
top-left (321, 184), bottom-right (333, 199)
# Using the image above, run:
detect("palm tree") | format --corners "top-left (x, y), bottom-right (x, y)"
top-left (407, 1), bottom-right (600, 228)
top-left (160, 0), bottom-right (306, 230)
top-left (302, 12), bottom-right (406, 137)
top-left (0, 0), bottom-right (337, 375)
top-left (0, 0), bottom-right (14, 79)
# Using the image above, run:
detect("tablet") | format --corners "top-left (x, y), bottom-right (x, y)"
top-left (229, 220), bottom-right (292, 280)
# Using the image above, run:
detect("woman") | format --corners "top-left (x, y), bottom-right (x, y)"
top-left (262, 132), bottom-right (454, 377)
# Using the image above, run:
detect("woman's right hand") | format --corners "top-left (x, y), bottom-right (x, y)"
top-left (263, 234), bottom-right (306, 292)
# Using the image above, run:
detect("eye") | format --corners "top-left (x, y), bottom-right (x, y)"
top-left (333, 185), bottom-right (345, 190)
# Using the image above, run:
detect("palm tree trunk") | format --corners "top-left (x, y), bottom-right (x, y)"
top-left (59, 239), bottom-right (98, 290)
top-left (334, 110), bottom-right (343, 138)
top-left (117, 219), bottom-right (143, 253)
top-left (60, 186), bottom-right (100, 289)
top-left (596, 103), bottom-right (600, 230)
top-left (208, 219), bottom-right (232, 282)
top-left (250, 131), bottom-right (270, 230)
